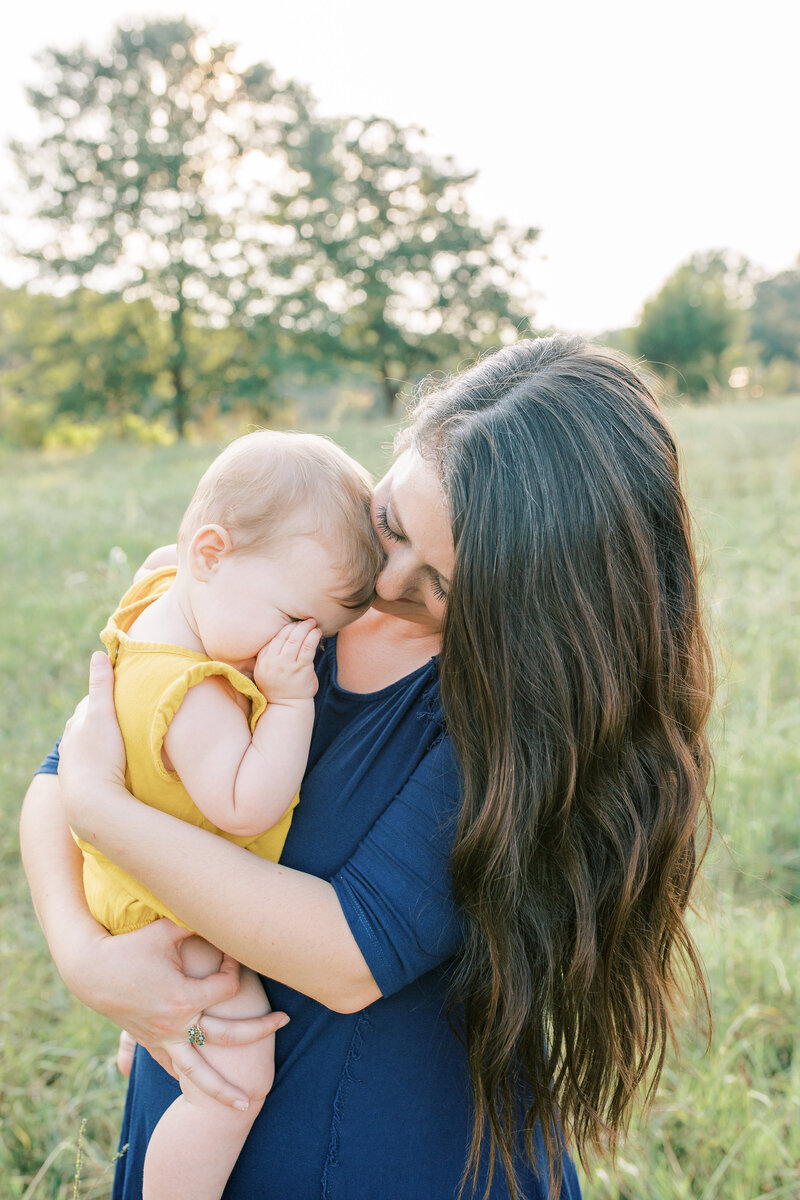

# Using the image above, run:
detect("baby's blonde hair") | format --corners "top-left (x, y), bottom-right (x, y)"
top-left (178, 430), bottom-right (383, 610)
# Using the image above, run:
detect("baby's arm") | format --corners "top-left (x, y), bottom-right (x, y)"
top-left (164, 619), bottom-right (321, 838)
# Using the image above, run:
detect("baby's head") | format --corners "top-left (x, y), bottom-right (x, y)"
top-left (177, 431), bottom-right (383, 642)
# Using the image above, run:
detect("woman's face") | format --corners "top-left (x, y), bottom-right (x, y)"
top-left (371, 449), bottom-right (455, 634)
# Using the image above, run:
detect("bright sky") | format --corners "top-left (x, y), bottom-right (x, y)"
top-left (2, 0), bottom-right (797, 334)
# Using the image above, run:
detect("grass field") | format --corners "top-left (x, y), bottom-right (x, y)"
top-left (0, 399), bottom-right (798, 1199)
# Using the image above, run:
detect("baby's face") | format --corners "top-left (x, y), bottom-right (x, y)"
top-left (199, 535), bottom-right (362, 672)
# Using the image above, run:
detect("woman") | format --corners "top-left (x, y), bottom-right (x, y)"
top-left (22, 334), bottom-right (713, 1199)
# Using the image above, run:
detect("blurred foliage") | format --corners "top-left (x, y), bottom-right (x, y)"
top-left (0, 286), bottom-right (168, 435)
top-left (749, 261), bottom-right (800, 394)
top-left (6, 17), bottom-right (538, 436)
top-left (751, 262), bottom-right (800, 363)
top-left (633, 251), bottom-right (750, 397)
top-left (0, 284), bottom-right (283, 446)
top-left (607, 251), bottom-right (799, 402)
top-left (269, 113), bottom-right (538, 413)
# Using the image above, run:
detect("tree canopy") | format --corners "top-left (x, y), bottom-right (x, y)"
top-left (270, 114), bottom-right (537, 411)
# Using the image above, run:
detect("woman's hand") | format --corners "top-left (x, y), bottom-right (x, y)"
top-left (58, 651), bottom-right (127, 840)
top-left (70, 918), bottom-right (287, 1107)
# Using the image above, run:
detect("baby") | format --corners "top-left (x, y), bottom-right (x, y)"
top-left (75, 430), bottom-right (382, 1200)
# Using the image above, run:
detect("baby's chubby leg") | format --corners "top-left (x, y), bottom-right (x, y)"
top-left (142, 935), bottom-right (275, 1200)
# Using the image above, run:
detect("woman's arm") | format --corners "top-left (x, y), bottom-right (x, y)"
top-left (21, 767), bottom-right (291, 1106)
top-left (60, 654), bottom-right (382, 1014)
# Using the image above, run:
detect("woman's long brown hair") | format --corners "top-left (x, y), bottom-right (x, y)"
top-left (406, 336), bottom-right (714, 1197)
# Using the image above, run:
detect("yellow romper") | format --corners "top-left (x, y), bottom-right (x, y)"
top-left (76, 566), bottom-right (298, 934)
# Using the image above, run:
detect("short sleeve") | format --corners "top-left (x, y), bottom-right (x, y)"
top-left (330, 733), bottom-right (463, 998)
top-left (36, 739), bottom-right (61, 775)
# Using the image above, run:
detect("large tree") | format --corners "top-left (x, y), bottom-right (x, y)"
top-left (9, 19), bottom-right (323, 435)
top-left (273, 115), bottom-right (539, 413)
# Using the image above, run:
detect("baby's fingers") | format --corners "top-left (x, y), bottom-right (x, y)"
top-left (297, 625), bottom-right (323, 659)
top-left (264, 623), bottom-right (297, 655)
top-left (275, 619), bottom-right (318, 661)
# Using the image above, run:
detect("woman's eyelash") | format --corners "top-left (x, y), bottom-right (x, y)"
top-left (375, 505), bottom-right (403, 542)
top-left (431, 577), bottom-right (448, 603)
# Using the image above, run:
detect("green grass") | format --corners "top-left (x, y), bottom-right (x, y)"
top-left (1, 400), bottom-right (797, 1198)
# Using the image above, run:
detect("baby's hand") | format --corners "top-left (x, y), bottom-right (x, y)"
top-left (254, 619), bottom-right (322, 702)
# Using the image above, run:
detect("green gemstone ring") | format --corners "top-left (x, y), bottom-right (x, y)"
top-left (187, 1024), bottom-right (207, 1047)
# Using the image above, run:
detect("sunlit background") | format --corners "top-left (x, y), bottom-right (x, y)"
top-left (2, 0), bottom-right (798, 333)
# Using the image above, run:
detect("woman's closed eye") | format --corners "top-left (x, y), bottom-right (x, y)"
top-left (430, 574), bottom-right (448, 603)
top-left (375, 505), bottom-right (403, 543)
top-left (378, 503), bottom-right (449, 603)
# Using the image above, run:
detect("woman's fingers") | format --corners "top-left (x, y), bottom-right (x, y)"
top-left (62, 651), bottom-right (114, 732)
top-left (194, 1010), bottom-right (290, 1048)
top-left (178, 954), bottom-right (241, 1013)
top-left (59, 652), bottom-right (127, 800)
top-left (168, 1042), bottom-right (252, 1109)
top-left (166, 1007), bottom-right (288, 1105)
top-left (87, 648), bottom-right (115, 698)
top-left (65, 651), bottom-right (116, 731)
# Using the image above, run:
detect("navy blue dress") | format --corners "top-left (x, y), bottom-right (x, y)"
top-left (39, 639), bottom-right (582, 1199)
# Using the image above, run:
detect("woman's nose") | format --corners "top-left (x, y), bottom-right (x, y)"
top-left (376, 545), bottom-right (417, 600)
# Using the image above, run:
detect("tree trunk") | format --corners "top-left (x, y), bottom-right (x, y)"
top-left (379, 363), bottom-right (399, 416)
top-left (171, 362), bottom-right (187, 437)
top-left (170, 300), bottom-right (188, 438)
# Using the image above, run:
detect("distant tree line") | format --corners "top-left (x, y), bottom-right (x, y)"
top-left (607, 250), bottom-right (800, 400)
top-left (1, 17), bottom-right (537, 443)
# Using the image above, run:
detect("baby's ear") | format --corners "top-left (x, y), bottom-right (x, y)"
top-left (188, 525), bottom-right (233, 579)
